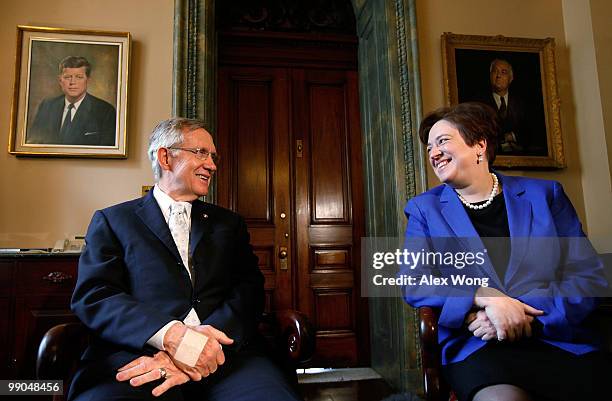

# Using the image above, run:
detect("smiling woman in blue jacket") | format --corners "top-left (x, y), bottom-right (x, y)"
top-left (403, 102), bottom-right (609, 401)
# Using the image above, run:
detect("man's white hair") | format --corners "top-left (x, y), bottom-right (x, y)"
top-left (147, 118), bottom-right (208, 181)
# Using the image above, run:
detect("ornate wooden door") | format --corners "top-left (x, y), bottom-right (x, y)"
top-left (217, 33), bottom-right (367, 366)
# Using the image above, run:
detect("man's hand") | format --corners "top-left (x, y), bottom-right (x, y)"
top-left (163, 323), bottom-right (234, 380)
top-left (474, 287), bottom-right (543, 341)
top-left (190, 325), bottom-right (234, 375)
top-left (116, 351), bottom-right (189, 397)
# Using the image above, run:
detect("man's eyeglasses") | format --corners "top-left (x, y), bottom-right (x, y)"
top-left (168, 147), bottom-right (220, 163)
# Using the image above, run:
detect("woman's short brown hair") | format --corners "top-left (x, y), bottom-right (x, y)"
top-left (418, 102), bottom-right (499, 164)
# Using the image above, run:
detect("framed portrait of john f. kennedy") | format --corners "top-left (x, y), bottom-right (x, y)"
top-left (8, 25), bottom-right (130, 158)
top-left (442, 32), bottom-right (565, 169)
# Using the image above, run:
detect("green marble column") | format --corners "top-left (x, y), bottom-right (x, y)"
top-left (173, 0), bottom-right (217, 202)
top-left (352, 0), bottom-right (426, 394)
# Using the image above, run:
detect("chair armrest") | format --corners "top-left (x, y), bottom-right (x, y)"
top-left (419, 306), bottom-right (445, 401)
top-left (37, 322), bottom-right (89, 380)
top-left (262, 309), bottom-right (315, 364)
top-left (37, 311), bottom-right (315, 388)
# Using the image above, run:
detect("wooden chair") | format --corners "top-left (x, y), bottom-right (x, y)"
top-left (418, 301), bottom-right (612, 401)
top-left (418, 306), bottom-right (453, 401)
top-left (418, 254), bottom-right (612, 401)
top-left (37, 310), bottom-right (315, 401)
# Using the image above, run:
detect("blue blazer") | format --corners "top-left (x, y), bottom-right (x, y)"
top-left (71, 190), bottom-right (264, 370)
top-left (403, 173), bottom-right (607, 364)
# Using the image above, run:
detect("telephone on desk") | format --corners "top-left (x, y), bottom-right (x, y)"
top-left (52, 236), bottom-right (85, 253)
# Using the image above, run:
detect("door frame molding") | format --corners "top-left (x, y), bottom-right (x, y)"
top-left (173, 0), bottom-right (427, 392)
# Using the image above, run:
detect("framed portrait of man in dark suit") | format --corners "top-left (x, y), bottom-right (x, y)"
top-left (8, 26), bottom-right (130, 158)
top-left (441, 33), bottom-right (565, 169)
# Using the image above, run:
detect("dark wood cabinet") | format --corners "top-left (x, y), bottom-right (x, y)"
top-left (0, 254), bottom-right (79, 379)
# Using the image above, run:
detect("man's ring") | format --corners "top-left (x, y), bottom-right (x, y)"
top-left (159, 367), bottom-right (167, 379)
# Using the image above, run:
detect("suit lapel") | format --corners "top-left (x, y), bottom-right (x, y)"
top-left (440, 185), bottom-right (479, 239)
top-left (190, 201), bottom-right (215, 291)
top-left (500, 174), bottom-right (532, 285)
top-left (68, 95), bottom-right (91, 138)
top-left (440, 184), bottom-right (504, 289)
top-left (190, 201), bottom-right (214, 254)
top-left (52, 97), bottom-right (65, 133)
top-left (135, 191), bottom-right (182, 262)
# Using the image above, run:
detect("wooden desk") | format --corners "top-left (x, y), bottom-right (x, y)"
top-left (0, 254), bottom-right (80, 379)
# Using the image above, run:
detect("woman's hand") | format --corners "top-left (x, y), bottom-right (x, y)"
top-left (474, 287), bottom-right (543, 341)
top-left (116, 351), bottom-right (190, 397)
top-left (466, 310), bottom-right (497, 341)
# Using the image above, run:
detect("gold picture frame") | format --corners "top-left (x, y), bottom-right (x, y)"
top-left (442, 32), bottom-right (565, 169)
top-left (8, 25), bottom-right (130, 158)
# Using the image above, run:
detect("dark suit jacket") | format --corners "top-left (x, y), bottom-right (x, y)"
top-left (28, 93), bottom-right (116, 146)
top-left (476, 92), bottom-right (532, 155)
top-left (70, 190), bottom-right (264, 374)
top-left (402, 173), bottom-right (607, 364)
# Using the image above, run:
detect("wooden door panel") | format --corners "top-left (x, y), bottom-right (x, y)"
top-left (309, 270), bottom-right (354, 289)
top-left (313, 248), bottom-right (350, 268)
top-left (308, 83), bottom-right (351, 223)
top-left (311, 334), bottom-right (358, 366)
top-left (253, 246), bottom-right (276, 312)
top-left (293, 69), bottom-right (364, 365)
top-left (227, 76), bottom-right (273, 222)
top-left (309, 225), bottom-right (353, 244)
top-left (218, 67), bottom-right (292, 312)
top-left (315, 291), bottom-right (352, 330)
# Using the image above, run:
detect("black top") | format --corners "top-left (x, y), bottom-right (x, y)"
top-left (462, 191), bottom-right (511, 282)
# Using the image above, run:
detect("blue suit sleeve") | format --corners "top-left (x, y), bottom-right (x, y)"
top-left (200, 216), bottom-right (264, 348)
top-left (402, 199), bottom-right (475, 329)
top-left (519, 182), bottom-right (608, 341)
top-left (71, 210), bottom-right (177, 351)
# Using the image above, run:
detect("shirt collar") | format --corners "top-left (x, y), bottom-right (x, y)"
top-left (153, 185), bottom-right (193, 223)
top-left (64, 93), bottom-right (87, 111)
top-left (492, 92), bottom-right (509, 107)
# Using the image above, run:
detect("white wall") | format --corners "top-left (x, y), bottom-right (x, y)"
top-left (562, 0), bottom-right (612, 251)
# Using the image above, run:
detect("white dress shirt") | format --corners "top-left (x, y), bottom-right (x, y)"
top-left (492, 92), bottom-right (509, 110)
top-left (61, 95), bottom-right (86, 125)
top-left (147, 185), bottom-right (202, 350)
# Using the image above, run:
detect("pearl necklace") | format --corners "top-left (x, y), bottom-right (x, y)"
top-left (456, 173), bottom-right (499, 210)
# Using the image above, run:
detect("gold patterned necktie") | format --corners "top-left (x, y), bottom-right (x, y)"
top-left (168, 202), bottom-right (191, 278)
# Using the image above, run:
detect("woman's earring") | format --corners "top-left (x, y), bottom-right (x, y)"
top-left (477, 153), bottom-right (483, 164)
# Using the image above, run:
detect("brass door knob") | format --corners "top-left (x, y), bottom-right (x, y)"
top-left (278, 247), bottom-right (289, 270)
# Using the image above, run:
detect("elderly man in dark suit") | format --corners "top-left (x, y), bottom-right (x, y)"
top-left (69, 118), bottom-right (301, 401)
top-left (27, 56), bottom-right (116, 146)
top-left (476, 58), bottom-right (531, 155)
